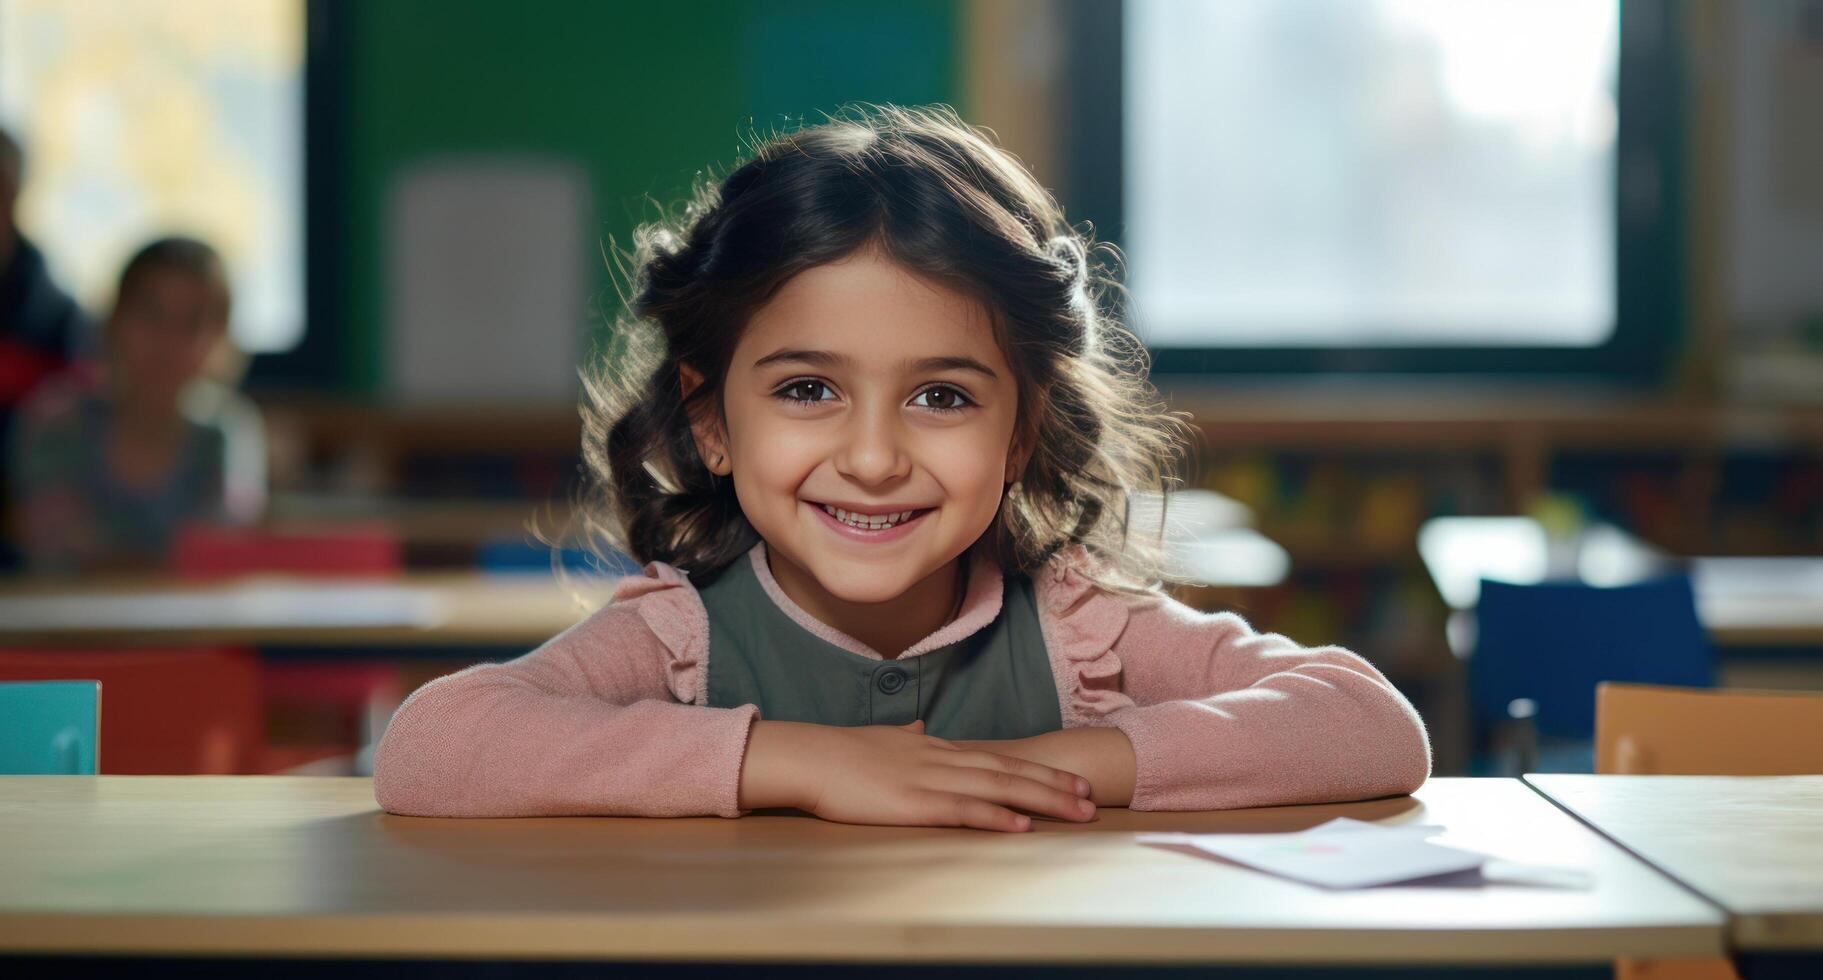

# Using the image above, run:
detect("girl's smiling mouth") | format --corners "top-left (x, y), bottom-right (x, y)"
top-left (807, 500), bottom-right (935, 542)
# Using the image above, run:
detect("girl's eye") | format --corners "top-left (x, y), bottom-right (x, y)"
top-left (774, 379), bottom-right (834, 404)
top-left (910, 385), bottom-right (975, 413)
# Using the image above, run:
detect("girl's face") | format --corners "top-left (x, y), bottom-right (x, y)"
top-left (692, 248), bottom-right (1024, 606)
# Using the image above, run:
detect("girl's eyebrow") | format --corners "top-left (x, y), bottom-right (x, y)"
top-left (751, 347), bottom-right (998, 379)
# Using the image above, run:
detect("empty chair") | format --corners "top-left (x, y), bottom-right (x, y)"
top-left (172, 522), bottom-right (403, 578)
top-left (0, 680), bottom-right (99, 774)
top-left (1470, 575), bottom-right (1715, 774)
top-left (170, 522), bottom-right (404, 765)
top-left (477, 535), bottom-right (639, 576)
top-left (1597, 682), bottom-right (1823, 775)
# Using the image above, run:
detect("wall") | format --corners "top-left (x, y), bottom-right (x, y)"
top-left (334, 0), bottom-right (962, 394)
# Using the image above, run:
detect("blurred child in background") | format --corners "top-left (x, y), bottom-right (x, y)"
top-left (8, 236), bottom-right (264, 574)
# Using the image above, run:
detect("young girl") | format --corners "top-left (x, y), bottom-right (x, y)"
top-left (9, 236), bottom-right (264, 574)
top-left (373, 106), bottom-right (1429, 831)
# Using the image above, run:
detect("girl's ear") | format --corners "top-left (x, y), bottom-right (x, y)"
top-left (1005, 422), bottom-right (1034, 484)
top-left (677, 363), bottom-right (731, 476)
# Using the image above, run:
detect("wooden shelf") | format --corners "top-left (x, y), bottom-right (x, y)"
top-left (259, 396), bottom-right (581, 454)
top-left (1267, 530), bottom-right (1422, 571)
top-left (1170, 389), bottom-right (1823, 453)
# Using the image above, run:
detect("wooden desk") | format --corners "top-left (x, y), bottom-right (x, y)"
top-left (0, 573), bottom-right (616, 649)
top-left (1526, 774), bottom-right (1823, 952)
top-left (0, 777), bottom-right (1721, 965)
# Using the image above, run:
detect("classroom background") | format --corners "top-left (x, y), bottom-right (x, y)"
top-left (1, 0), bottom-right (1820, 779)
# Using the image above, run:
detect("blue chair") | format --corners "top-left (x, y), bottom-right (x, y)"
top-left (477, 537), bottom-right (640, 576)
top-left (0, 680), bottom-right (100, 774)
top-left (1469, 574), bottom-right (1715, 775)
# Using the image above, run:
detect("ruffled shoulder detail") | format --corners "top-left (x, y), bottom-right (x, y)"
top-left (610, 561), bottom-right (713, 706)
top-left (1034, 544), bottom-right (1143, 726)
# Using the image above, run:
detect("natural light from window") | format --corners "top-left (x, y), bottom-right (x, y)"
top-left (1125, 0), bottom-right (1619, 348)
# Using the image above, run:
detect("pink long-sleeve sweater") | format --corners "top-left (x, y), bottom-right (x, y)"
top-left (372, 544), bottom-right (1431, 817)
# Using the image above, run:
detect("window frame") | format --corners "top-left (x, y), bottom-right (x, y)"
top-left (246, 0), bottom-right (350, 391)
top-left (1059, 0), bottom-right (1686, 383)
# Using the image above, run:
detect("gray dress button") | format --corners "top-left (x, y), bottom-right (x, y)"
top-left (876, 667), bottom-right (908, 695)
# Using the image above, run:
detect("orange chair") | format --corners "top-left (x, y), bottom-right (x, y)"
top-left (1599, 683), bottom-right (1823, 980)
top-left (171, 521), bottom-right (405, 762)
top-left (1597, 682), bottom-right (1823, 775)
top-left (0, 648), bottom-right (262, 774)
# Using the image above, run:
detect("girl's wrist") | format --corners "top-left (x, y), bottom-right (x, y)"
top-left (736, 719), bottom-right (826, 811)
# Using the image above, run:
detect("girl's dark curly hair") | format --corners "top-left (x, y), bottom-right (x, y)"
top-left (582, 104), bottom-right (1192, 590)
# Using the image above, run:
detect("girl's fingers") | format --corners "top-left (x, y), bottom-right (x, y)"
top-left (947, 749), bottom-right (1092, 799)
top-left (940, 765), bottom-right (1097, 823)
top-left (929, 793), bottom-right (1032, 833)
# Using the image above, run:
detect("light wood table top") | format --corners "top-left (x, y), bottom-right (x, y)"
top-left (0, 777), bottom-right (1721, 964)
top-left (0, 573), bottom-right (616, 649)
top-left (1526, 774), bottom-right (1823, 952)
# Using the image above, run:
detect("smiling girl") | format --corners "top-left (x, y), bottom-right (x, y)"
top-left (373, 106), bottom-right (1430, 830)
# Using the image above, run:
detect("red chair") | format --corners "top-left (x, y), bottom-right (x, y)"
top-left (172, 523), bottom-right (403, 579)
top-left (0, 648), bottom-right (264, 774)
top-left (170, 522), bottom-right (407, 763)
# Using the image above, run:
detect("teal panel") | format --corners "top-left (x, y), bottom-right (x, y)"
top-left (0, 680), bottom-right (100, 775)
top-left (741, 0), bottom-right (959, 127)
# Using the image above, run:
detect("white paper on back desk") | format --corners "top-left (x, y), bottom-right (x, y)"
top-left (1136, 818), bottom-right (1593, 890)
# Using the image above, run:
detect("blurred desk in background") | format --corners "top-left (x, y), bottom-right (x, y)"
top-left (1418, 517), bottom-right (1823, 649)
top-left (0, 573), bottom-right (617, 650)
top-left (1694, 558), bottom-right (1823, 648)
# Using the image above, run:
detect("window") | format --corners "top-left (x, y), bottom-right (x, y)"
top-left (1104, 0), bottom-right (1680, 377)
top-left (0, 0), bottom-right (304, 353)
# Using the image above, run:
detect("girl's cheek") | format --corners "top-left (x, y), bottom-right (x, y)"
top-left (945, 432), bottom-right (1012, 500)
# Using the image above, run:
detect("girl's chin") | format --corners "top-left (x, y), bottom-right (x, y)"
top-left (800, 549), bottom-right (972, 606)
top-left (807, 567), bottom-right (928, 606)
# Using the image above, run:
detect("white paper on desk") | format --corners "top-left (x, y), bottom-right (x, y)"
top-left (1136, 818), bottom-right (1486, 889)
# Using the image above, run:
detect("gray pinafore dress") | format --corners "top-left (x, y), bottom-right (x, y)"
top-left (698, 553), bottom-right (1064, 740)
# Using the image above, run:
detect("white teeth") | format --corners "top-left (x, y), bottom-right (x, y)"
top-left (819, 504), bottom-right (919, 530)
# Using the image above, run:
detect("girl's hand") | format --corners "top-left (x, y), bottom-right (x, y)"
top-left (740, 719), bottom-right (1096, 832)
top-left (948, 729), bottom-right (1137, 808)
top-left (811, 720), bottom-right (1097, 832)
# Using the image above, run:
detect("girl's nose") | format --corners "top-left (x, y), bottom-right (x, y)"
top-left (833, 407), bottom-right (911, 485)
